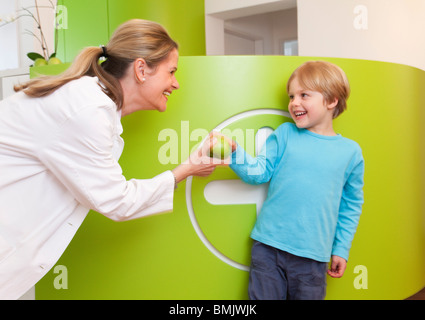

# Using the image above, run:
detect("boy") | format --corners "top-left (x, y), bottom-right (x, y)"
top-left (222, 61), bottom-right (364, 300)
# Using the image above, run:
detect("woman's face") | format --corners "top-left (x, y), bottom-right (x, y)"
top-left (141, 48), bottom-right (180, 112)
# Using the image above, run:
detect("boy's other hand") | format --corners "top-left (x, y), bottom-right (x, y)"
top-left (327, 255), bottom-right (347, 278)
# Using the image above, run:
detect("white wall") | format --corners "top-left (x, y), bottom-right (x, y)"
top-left (0, 0), bottom-right (19, 70)
top-left (297, 0), bottom-right (425, 71)
top-left (205, 0), bottom-right (297, 55)
top-left (206, 0), bottom-right (425, 70)
top-left (205, 0), bottom-right (296, 20)
top-left (0, 0), bottom-right (56, 71)
top-left (224, 8), bottom-right (298, 55)
top-left (0, 68), bottom-right (29, 100)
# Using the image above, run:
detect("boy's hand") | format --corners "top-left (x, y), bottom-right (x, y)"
top-left (209, 131), bottom-right (237, 152)
top-left (327, 255), bottom-right (347, 278)
top-left (172, 135), bottom-right (220, 183)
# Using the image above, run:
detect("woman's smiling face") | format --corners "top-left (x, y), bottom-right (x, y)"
top-left (141, 48), bottom-right (180, 112)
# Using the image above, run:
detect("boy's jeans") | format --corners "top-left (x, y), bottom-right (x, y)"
top-left (248, 241), bottom-right (327, 300)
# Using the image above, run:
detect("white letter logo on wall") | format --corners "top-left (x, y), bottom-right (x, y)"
top-left (186, 109), bottom-right (291, 271)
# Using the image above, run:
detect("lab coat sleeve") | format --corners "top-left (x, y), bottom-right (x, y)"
top-left (37, 104), bottom-right (174, 221)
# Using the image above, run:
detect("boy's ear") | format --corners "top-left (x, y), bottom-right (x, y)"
top-left (327, 97), bottom-right (338, 111)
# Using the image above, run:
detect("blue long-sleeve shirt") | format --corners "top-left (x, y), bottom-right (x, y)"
top-left (229, 122), bottom-right (364, 262)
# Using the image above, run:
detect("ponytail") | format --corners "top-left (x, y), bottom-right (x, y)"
top-left (14, 19), bottom-right (178, 110)
top-left (15, 47), bottom-right (124, 109)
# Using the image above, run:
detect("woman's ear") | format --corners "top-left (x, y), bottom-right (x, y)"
top-left (133, 58), bottom-right (146, 83)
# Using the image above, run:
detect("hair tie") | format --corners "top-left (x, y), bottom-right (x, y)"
top-left (100, 45), bottom-right (108, 58)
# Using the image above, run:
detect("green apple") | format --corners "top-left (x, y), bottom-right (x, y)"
top-left (48, 57), bottom-right (62, 65)
top-left (34, 58), bottom-right (47, 66)
top-left (209, 137), bottom-right (231, 159)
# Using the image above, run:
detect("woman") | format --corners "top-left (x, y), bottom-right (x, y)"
top-left (0, 19), bottom-right (216, 299)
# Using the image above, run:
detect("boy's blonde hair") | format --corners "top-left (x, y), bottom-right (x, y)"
top-left (286, 61), bottom-right (350, 118)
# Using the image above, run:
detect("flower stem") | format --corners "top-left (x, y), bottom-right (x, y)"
top-left (34, 0), bottom-right (50, 59)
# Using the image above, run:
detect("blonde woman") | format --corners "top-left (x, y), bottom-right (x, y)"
top-left (0, 19), bottom-right (216, 299)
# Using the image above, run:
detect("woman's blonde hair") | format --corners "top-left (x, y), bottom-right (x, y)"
top-left (14, 19), bottom-right (178, 110)
top-left (286, 61), bottom-right (350, 118)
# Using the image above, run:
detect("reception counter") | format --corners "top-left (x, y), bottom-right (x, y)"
top-left (33, 56), bottom-right (425, 299)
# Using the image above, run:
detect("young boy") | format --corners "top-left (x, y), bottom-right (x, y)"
top-left (224, 61), bottom-right (364, 300)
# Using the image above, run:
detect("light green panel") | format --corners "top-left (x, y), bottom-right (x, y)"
top-left (56, 0), bottom-right (205, 62)
top-left (57, 0), bottom-right (109, 63)
top-left (107, 0), bottom-right (206, 56)
top-left (35, 57), bottom-right (425, 299)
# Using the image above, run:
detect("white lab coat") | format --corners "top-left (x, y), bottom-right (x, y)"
top-left (0, 76), bottom-right (175, 299)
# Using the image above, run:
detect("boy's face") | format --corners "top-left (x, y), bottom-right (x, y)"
top-left (288, 77), bottom-right (337, 136)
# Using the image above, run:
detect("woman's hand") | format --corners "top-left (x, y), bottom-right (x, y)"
top-left (172, 133), bottom-right (227, 184)
top-left (210, 131), bottom-right (237, 153)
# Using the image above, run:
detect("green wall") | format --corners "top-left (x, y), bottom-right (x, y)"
top-left (56, 0), bottom-right (205, 62)
top-left (33, 56), bottom-right (425, 299)
top-left (31, 0), bottom-right (425, 301)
